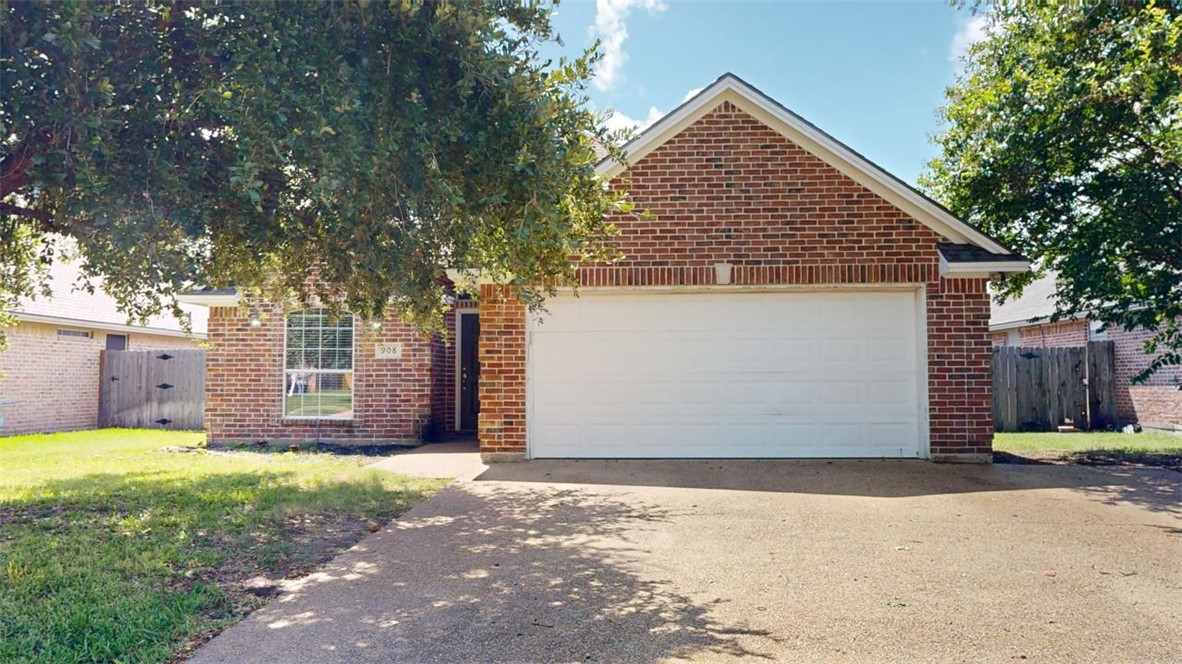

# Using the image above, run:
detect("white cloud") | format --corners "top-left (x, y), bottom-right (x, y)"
top-left (605, 105), bottom-right (664, 134)
top-left (949, 14), bottom-right (988, 66)
top-left (682, 86), bottom-right (705, 103)
top-left (591, 0), bottom-right (667, 91)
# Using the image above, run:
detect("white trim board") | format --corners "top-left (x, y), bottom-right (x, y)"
top-left (597, 73), bottom-right (1015, 256)
top-left (176, 292), bottom-right (239, 307)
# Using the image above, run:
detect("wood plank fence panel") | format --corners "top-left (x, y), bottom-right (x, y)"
top-left (99, 349), bottom-right (205, 430)
top-left (992, 342), bottom-right (1114, 432)
top-left (1087, 341), bottom-right (1116, 429)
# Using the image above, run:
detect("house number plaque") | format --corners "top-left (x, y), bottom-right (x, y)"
top-left (375, 342), bottom-right (404, 359)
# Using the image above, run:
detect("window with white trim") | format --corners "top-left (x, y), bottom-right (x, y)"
top-left (284, 309), bottom-right (354, 419)
top-left (1088, 320), bottom-right (1108, 342)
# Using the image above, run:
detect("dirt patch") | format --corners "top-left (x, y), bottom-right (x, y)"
top-left (204, 440), bottom-right (417, 456)
top-left (169, 511), bottom-right (389, 662)
top-left (995, 449), bottom-right (1182, 471)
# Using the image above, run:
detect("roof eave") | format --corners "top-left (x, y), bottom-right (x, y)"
top-left (177, 292), bottom-right (240, 307)
top-left (940, 255), bottom-right (1031, 279)
top-left (11, 310), bottom-right (206, 338)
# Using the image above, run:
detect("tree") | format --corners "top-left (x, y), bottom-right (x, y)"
top-left (1, 0), bottom-right (628, 338)
top-left (924, 2), bottom-right (1181, 381)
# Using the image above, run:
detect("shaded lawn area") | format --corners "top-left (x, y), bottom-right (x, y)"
top-left (994, 430), bottom-right (1182, 470)
top-left (0, 429), bottom-right (445, 664)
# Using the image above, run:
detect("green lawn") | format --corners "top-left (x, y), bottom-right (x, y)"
top-left (994, 430), bottom-right (1182, 469)
top-left (0, 429), bottom-right (444, 664)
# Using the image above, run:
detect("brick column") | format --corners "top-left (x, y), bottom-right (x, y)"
top-left (477, 285), bottom-right (527, 461)
top-left (927, 277), bottom-right (994, 461)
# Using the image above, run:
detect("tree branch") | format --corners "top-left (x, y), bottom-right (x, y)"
top-left (0, 201), bottom-right (54, 227)
top-left (0, 143), bottom-right (36, 199)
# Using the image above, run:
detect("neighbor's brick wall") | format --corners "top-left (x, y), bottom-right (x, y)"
top-left (205, 303), bottom-right (434, 445)
top-left (0, 321), bottom-right (198, 435)
top-left (1110, 324), bottom-right (1181, 428)
top-left (477, 101), bottom-right (994, 458)
top-left (990, 320), bottom-right (1087, 348)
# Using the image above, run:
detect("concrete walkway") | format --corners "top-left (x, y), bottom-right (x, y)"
top-left (366, 440), bottom-right (486, 480)
top-left (191, 459), bottom-right (1181, 663)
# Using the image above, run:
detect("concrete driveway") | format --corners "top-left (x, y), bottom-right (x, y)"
top-left (191, 454), bottom-right (1181, 663)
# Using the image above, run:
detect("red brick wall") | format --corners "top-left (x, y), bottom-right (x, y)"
top-left (476, 285), bottom-right (526, 458)
top-left (1019, 320), bottom-right (1087, 348)
top-left (927, 279), bottom-right (994, 456)
top-left (205, 303), bottom-right (434, 445)
top-left (1110, 325), bottom-right (1181, 428)
top-left (477, 101), bottom-right (994, 458)
top-left (0, 321), bottom-right (198, 435)
top-left (429, 308), bottom-right (457, 437)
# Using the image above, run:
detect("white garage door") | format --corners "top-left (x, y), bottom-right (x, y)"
top-left (527, 290), bottom-right (924, 458)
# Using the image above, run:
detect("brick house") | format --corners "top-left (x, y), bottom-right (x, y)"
top-left (991, 274), bottom-right (1182, 431)
top-left (0, 260), bottom-right (207, 435)
top-left (182, 74), bottom-right (1029, 462)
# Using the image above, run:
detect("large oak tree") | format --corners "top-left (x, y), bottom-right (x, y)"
top-left (1, 0), bottom-right (628, 336)
top-left (924, 2), bottom-right (1181, 381)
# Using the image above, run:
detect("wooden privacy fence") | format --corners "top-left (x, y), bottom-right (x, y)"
top-left (99, 349), bottom-right (206, 430)
top-left (992, 341), bottom-right (1116, 432)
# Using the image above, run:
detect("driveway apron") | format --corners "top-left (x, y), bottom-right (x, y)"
top-left (189, 459), bottom-right (1182, 663)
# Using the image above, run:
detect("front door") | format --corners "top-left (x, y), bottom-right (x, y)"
top-left (459, 314), bottom-right (480, 431)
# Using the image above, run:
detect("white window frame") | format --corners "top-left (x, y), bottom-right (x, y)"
top-left (282, 308), bottom-right (355, 421)
top-left (1088, 320), bottom-right (1108, 342)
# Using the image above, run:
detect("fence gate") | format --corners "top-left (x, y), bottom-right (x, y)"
top-left (99, 349), bottom-right (206, 430)
top-left (992, 341), bottom-right (1115, 432)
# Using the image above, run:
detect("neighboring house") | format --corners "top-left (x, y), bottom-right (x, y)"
top-left (180, 73), bottom-right (1029, 462)
top-left (0, 260), bottom-right (208, 435)
top-left (990, 274), bottom-right (1182, 431)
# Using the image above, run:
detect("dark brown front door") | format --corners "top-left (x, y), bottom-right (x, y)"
top-left (459, 314), bottom-right (480, 431)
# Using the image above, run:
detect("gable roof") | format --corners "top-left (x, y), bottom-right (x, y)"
top-left (990, 273), bottom-right (1066, 330)
top-left (13, 260), bottom-right (208, 337)
top-left (596, 73), bottom-right (1019, 257)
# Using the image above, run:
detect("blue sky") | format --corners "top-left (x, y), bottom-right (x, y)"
top-left (543, 1), bottom-right (986, 186)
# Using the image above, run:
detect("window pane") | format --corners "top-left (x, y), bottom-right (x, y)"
top-left (284, 371), bottom-right (353, 418)
top-left (286, 309), bottom-right (353, 368)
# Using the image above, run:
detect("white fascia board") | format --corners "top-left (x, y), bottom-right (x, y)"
top-left (445, 269), bottom-right (503, 285)
top-left (988, 313), bottom-right (1089, 333)
top-left (597, 74), bottom-right (1015, 256)
top-left (176, 292), bottom-right (240, 307)
top-left (12, 311), bottom-right (205, 338)
top-left (939, 254), bottom-right (1031, 278)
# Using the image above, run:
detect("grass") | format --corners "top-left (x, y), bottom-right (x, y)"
top-left (994, 430), bottom-right (1182, 469)
top-left (0, 429), bottom-right (445, 664)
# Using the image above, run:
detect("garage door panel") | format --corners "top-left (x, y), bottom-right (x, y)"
top-left (528, 291), bottom-right (923, 458)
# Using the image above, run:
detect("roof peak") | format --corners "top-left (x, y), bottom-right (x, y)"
top-left (597, 72), bottom-right (1022, 258)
